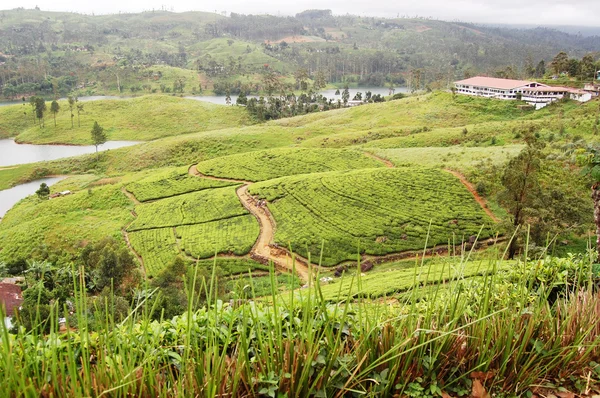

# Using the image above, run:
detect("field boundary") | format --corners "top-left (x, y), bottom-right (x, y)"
top-left (121, 210), bottom-right (146, 274)
top-left (362, 151), bottom-right (395, 168)
top-left (444, 169), bottom-right (500, 223)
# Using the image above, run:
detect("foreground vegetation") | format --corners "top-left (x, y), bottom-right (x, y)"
top-left (2, 250), bottom-right (600, 396)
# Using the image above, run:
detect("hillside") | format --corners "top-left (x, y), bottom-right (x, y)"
top-left (1, 75), bottom-right (600, 395)
top-left (0, 92), bottom-right (594, 269)
top-left (0, 95), bottom-right (252, 144)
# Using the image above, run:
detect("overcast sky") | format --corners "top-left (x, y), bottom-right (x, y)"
top-left (4, 0), bottom-right (600, 27)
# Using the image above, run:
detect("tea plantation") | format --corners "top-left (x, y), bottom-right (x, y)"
top-left (249, 167), bottom-right (496, 266)
top-left (195, 147), bottom-right (385, 181)
top-left (126, 166), bottom-right (235, 202)
top-left (177, 215), bottom-right (260, 259)
top-left (127, 186), bottom-right (247, 231)
top-left (128, 227), bottom-right (179, 275)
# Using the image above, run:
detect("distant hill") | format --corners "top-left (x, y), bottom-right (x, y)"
top-left (0, 8), bottom-right (599, 99)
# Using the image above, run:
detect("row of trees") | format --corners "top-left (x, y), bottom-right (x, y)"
top-left (21, 95), bottom-right (85, 128)
top-left (239, 88), bottom-right (389, 121)
top-left (550, 51), bottom-right (599, 80)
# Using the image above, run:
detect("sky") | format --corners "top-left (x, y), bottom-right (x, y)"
top-left (4, 0), bottom-right (600, 27)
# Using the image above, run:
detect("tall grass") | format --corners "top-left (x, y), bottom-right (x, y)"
top-left (2, 249), bottom-right (600, 396)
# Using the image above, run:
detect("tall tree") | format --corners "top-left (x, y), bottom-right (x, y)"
top-left (67, 96), bottom-right (75, 128)
top-left (534, 60), bottom-right (546, 78)
top-left (551, 51), bottom-right (569, 75)
top-left (34, 97), bottom-right (46, 128)
top-left (90, 121), bottom-right (107, 160)
top-left (341, 85), bottom-right (350, 106)
top-left (581, 54), bottom-right (596, 80)
top-left (498, 136), bottom-right (544, 259)
top-left (50, 100), bottom-right (60, 127)
top-left (76, 101), bottom-right (84, 127)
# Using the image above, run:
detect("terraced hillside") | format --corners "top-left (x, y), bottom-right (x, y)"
top-left (195, 148), bottom-right (385, 181)
top-left (249, 168), bottom-right (496, 266)
top-left (3, 92), bottom-right (594, 283)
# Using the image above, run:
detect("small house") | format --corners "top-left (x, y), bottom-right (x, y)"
top-left (0, 282), bottom-right (23, 328)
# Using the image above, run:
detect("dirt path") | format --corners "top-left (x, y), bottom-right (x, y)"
top-left (237, 184), bottom-right (313, 282)
top-left (444, 169), bottom-right (500, 223)
top-left (363, 151), bottom-right (395, 168)
top-left (0, 166), bottom-right (19, 171)
top-left (121, 186), bottom-right (141, 205)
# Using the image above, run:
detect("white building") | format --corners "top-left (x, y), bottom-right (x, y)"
top-left (455, 76), bottom-right (592, 109)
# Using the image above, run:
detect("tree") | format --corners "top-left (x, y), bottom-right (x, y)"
top-left (581, 54), bottom-right (596, 80)
top-left (36, 183), bottom-right (50, 199)
top-left (236, 91), bottom-right (248, 105)
top-left (67, 96), bottom-right (75, 128)
top-left (76, 102), bottom-right (84, 127)
top-left (313, 70), bottom-right (327, 91)
top-left (551, 51), bottom-right (569, 75)
top-left (90, 121), bottom-right (107, 160)
top-left (498, 136), bottom-right (544, 259)
top-left (534, 60), bottom-right (546, 78)
top-left (34, 97), bottom-right (46, 128)
top-left (341, 85), bottom-right (350, 106)
top-left (50, 100), bottom-right (60, 127)
top-left (81, 237), bottom-right (136, 293)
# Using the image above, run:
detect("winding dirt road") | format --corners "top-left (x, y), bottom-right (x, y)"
top-left (189, 163), bottom-right (314, 281)
top-left (236, 184), bottom-right (312, 281)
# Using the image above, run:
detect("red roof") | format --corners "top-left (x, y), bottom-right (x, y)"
top-left (0, 283), bottom-right (23, 316)
top-left (455, 76), bottom-right (535, 90)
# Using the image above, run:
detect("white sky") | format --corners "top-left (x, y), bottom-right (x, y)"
top-left (3, 0), bottom-right (600, 27)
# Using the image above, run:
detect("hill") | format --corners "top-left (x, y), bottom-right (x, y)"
top-left (0, 95), bottom-right (252, 144)
top-left (1, 8), bottom-right (599, 100)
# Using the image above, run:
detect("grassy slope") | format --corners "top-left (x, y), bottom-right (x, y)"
top-left (368, 145), bottom-right (524, 169)
top-left (0, 181), bottom-right (133, 262)
top-left (0, 95), bottom-right (252, 144)
top-left (1, 93), bottom-right (597, 266)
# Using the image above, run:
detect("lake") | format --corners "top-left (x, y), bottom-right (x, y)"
top-left (0, 176), bottom-right (66, 218)
top-left (0, 139), bottom-right (140, 167)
